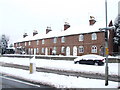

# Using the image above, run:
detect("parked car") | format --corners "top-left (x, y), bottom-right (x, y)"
top-left (5, 48), bottom-right (15, 54)
top-left (74, 54), bottom-right (105, 66)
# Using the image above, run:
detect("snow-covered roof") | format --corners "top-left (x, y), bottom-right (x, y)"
top-left (15, 21), bottom-right (106, 43)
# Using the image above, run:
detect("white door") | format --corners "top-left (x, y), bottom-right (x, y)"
top-left (34, 48), bottom-right (36, 55)
top-left (66, 46), bottom-right (70, 56)
top-left (73, 46), bottom-right (77, 56)
top-left (45, 48), bottom-right (48, 55)
top-left (31, 48), bottom-right (33, 55)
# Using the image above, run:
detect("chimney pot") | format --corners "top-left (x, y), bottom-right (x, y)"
top-left (46, 27), bottom-right (52, 34)
top-left (89, 16), bottom-right (96, 25)
top-left (64, 22), bottom-right (70, 30)
top-left (23, 33), bottom-right (28, 38)
top-left (33, 30), bottom-right (38, 36)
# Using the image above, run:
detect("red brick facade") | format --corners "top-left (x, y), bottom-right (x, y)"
top-left (14, 30), bottom-right (112, 56)
top-left (14, 19), bottom-right (116, 56)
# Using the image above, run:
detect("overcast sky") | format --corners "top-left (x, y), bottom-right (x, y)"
top-left (0, 0), bottom-right (119, 44)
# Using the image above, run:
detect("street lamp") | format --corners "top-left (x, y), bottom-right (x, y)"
top-left (99, 0), bottom-right (110, 86)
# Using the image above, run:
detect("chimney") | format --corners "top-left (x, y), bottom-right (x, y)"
top-left (108, 20), bottom-right (113, 27)
top-left (33, 30), bottom-right (38, 36)
top-left (89, 16), bottom-right (96, 26)
top-left (46, 27), bottom-right (52, 34)
top-left (23, 33), bottom-right (28, 38)
top-left (64, 22), bottom-right (70, 30)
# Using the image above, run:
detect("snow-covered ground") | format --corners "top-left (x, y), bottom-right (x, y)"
top-left (0, 57), bottom-right (119, 76)
top-left (0, 57), bottom-right (119, 88)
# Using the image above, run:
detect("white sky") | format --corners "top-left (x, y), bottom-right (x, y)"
top-left (0, 0), bottom-right (119, 44)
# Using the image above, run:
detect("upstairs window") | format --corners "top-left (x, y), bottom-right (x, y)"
top-left (61, 37), bottom-right (65, 43)
top-left (36, 40), bottom-right (39, 45)
top-left (92, 33), bottom-right (97, 40)
top-left (53, 37), bottom-right (57, 43)
top-left (79, 35), bottom-right (84, 41)
top-left (91, 45), bottom-right (97, 53)
top-left (25, 42), bottom-right (27, 46)
top-left (42, 39), bottom-right (45, 44)
top-left (28, 41), bottom-right (31, 46)
top-left (19, 43), bottom-right (20, 46)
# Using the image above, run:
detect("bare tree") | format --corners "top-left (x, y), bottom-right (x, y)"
top-left (0, 34), bottom-right (9, 54)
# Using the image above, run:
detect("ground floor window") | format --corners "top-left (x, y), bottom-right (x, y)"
top-left (91, 45), bottom-right (97, 53)
top-left (41, 48), bottom-right (45, 53)
top-left (61, 46), bottom-right (65, 53)
top-left (36, 48), bottom-right (39, 53)
top-left (52, 47), bottom-right (57, 55)
top-left (79, 46), bottom-right (84, 53)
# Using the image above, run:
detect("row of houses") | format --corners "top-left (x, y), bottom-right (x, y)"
top-left (14, 17), bottom-right (118, 56)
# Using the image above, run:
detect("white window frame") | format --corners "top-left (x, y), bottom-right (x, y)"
top-left (92, 33), bottom-right (97, 40)
top-left (42, 39), bottom-right (45, 44)
top-left (53, 37), bottom-right (57, 43)
top-left (19, 43), bottom-right (20, 46)
top-left (91, 45), bottom-right (97, 53)
top-left (61, 37), bottom-right (65, 43)
top-left (25, 42), bottom-right (27, 46)
top-left (36, 40), bottom-right (39, 45)
top-left (41, 48), bottom-right (45, 53)
top-left (79, 35), bottom-right (84, 41)
top-left (37, 48), bottom-right (39, 53)
top-left (79, 46), bottom-right (84, 53)
top-left (28, 41), bottom-right (31, 46)
top-left (61, 46), bottom-right (65, 53)
top-left (28, 48), bottom-right (31, 54)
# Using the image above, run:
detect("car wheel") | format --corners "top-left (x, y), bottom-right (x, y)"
top-left (79, 61), bottom-right (81, 64)
top-left (74, 61), bottom-right (78, 64)
top-left (94, 62), bottom-right (98, 66)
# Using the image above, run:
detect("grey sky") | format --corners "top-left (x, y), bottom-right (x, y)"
top-left (0, 0), bottom-right (119, 44)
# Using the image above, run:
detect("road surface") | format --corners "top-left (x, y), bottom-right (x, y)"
top-left (0, 74), bottom-right (53, 89)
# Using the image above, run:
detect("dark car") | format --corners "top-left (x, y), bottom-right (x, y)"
top-left (74, 54), bottom-right (105, 66)
top-left (5, 48), bottom-right (15, 54)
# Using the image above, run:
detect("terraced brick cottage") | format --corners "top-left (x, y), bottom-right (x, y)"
top-left (14, 18), bottom-right (116, 56)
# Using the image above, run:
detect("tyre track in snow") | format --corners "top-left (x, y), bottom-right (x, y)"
top-left (0, 62), bottom-right (119, 82)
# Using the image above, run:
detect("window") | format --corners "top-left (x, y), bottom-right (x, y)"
top-left (61, 37), bottom-right (65, 43)
top-left (79, 35), bottom-right (84, 41)
top-left (28, 41), bottom-right (31, 46)
top-left (28, 48), bottom-right (31, 54)
top-left (19, 43), bottom-right (20, 46)
top-left (79, 46), bottom-right (84, 53)
top-left (25, 42), bottom-right (27, 46)
top-left (61, 46), bottom-right (65, 53)
top-left (91, 45), bottom-right (97, 53)
top-left (53, 37), bottom-right (57, 43)
top-left (92, 33), bottom-right (97, 40)
top-left (52, 47), bottom-right (57, 54)
top-left (41, 48), bottom-right (45, 53)
top-left (42, 39), bottom-right (45, 44)
top-left (37, 48), bottom-right (39, 53)
top-left (36, 40), bottom-right (39, 45)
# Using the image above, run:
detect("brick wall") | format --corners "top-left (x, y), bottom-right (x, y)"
top-left (14, 31), bottom-right (107, 56)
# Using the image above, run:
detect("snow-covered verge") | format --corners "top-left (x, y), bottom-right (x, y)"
top-left (0, 66), bottom-right (119, 88)
top-left (0, 57), bottom-right (119, 76)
